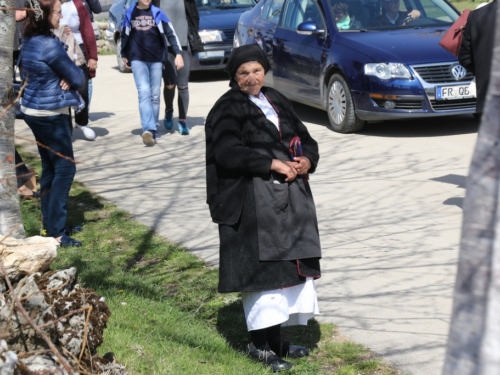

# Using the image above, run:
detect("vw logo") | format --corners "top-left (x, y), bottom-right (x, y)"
top-left (451, 64), bottom-right (467, 80)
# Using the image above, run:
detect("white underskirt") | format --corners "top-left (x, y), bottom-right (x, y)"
top-left (242, 277), bottom-right (320, 331)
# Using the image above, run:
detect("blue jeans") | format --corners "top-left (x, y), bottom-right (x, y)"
top-left (131, 60), bottom-right (162, 132)
top-left (24, 114), bottom-right (76, 238)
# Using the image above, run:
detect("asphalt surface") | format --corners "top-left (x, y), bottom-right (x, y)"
top-left (15, 55), bottom-right (480, 375)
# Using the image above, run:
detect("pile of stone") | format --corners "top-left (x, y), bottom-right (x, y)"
top-left (0, 235), bottom-right (127, 375)
top-left (94, 21), bottom-right (113, 54)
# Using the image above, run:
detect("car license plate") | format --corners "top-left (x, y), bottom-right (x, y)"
top-left (198, 51), bottom-right (225, 58)
top-left (436, 84), bottom-right (475, 100)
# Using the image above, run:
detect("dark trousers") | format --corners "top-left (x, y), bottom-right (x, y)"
top-left (162, 47), bottom-right (192, 119)
top-left (24, 114), bottom-right (76, 237)
top-left (75, 63), bottom-right (90, 126)
top-left (15, 149), bottom-right (31, 188)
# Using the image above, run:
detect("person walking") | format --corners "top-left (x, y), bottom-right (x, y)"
top-left (120, 0), bottom-right (184, 145)
top-left (157, 0), bottom-right (202, 135)
top-left (21, 0), bottom-right (85, 246)
top-left (458, 0), bottom-right (497, 119)
top-left (81, 0), bottom-right (102, 116)
top-left (60, 0), bottom-right (98, 140)
top-left (205, 44), bottom-right (321, 372)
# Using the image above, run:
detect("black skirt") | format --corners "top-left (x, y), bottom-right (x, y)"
top-left (218, 180), bottom-right (321, 293)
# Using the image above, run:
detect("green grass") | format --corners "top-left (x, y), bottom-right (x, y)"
top-left (18, 149), bottom-right (403, 375)
top-left (98, 48), bottom-right (116, 56)
top-left (450, 0), bottom-right (486, 12)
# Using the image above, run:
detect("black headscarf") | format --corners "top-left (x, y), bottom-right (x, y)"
top-left (225, 44), bottom-right (271, 88)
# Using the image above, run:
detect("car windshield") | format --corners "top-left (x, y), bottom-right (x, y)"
top-left (196, 0), bottom-right (256, 10)
top-left (327, 0), bottom-right (459, 31)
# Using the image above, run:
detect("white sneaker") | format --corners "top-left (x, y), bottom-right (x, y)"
top-left (142, 131), bottom-right (154, 146)
top-left (76, 124), bottom-right (96, 140)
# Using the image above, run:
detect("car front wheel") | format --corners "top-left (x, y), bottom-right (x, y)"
top-left (327, 74), bottom-right (365, 133)
top-left (116, 37), bottom-right (131, 73)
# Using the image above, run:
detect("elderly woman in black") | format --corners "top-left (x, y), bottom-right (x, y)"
top-left (205, 44), bottom-right (321, 372)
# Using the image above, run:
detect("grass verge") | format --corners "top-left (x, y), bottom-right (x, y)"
top-left (18, 149), bottom-right (403, 375)
top-left (450, 0), bottom-right (487, 11)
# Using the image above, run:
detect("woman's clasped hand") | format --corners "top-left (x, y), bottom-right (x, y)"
top-left (271, 156), bottom-right (311, 182)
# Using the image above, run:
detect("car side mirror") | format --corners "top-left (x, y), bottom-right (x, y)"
top-left (296, 21), bottom-right (325, 35)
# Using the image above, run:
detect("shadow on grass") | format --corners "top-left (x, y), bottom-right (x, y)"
top-left (216, 301), bottom-right (322, 353)
top-left (67, 189), bottom-right (105, 227)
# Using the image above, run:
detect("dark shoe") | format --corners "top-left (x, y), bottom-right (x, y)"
top-left (269, 339), bottom-right (309, 359)
top-left (60, 234), bottom-right (82, 247)
top-left (247, 343), bottom-right (292, 372)
top-left (164, 110), bottom-right (174, 131)
top-left (64, 225), bottom-right (83, 235)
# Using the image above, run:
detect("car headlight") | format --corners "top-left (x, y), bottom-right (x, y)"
top-left (364, 63), bottom-right (411, 80)
top-left (199, 30), bottom-right (223, 43)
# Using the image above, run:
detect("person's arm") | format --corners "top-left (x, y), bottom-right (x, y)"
top-left (85, 0), bottom-right (102, 14)
top-left (458, 15), bottom-right (474, 74)
top-left (186, 0), bottom-right (200, 30)
top-left (120, 8), bottom-right (132, 62)
top-left (209, 97), bottom-right (273, 175)
top-left (160, 19), bottom-right (183, 56)
top-left (44, 39), bottom-right (85, 90)
top-left (75, 0), bottom-right (98, 71)
top-left (159, 15), bottom-right (184, 69)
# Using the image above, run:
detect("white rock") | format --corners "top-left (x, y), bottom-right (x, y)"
top-left (0, 235), bottom-right (58, 283)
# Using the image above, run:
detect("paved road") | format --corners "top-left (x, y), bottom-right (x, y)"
top-left (16, 55), bottom-right (479, 375)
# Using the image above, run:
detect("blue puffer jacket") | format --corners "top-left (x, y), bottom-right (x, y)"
top-left (20, 35), bottom-right (85, 110)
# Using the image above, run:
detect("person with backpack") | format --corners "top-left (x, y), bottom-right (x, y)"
top-left (121, 0), bottom-right (184, 145)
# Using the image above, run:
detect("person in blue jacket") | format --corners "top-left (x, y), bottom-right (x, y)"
top-left (120, 0), bottom-right (184, 146)
top-left (21, 0), bottom-right (85, 247)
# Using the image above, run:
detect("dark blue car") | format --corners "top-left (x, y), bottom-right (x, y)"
top-left (234, 0), bottom-right (476, 133)
top-left (106, 0), bottom-right (256, 73)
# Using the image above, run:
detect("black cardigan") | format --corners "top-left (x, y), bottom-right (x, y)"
top-left (205, 86), bottom-right (319, 225)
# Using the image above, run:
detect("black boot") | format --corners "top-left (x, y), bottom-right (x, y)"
top-left (247, 343), bottom-right (293, 372)
top-left (269, 338), bottom-right (309, 359)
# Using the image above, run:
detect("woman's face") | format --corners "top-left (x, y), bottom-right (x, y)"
top-left (235, 61), bottom-right (265, 97)
top-left (50, 0), bottom-right (63, 29)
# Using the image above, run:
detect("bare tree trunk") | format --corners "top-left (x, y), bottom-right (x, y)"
top-left (442, 4), bottom-right (500, 375)
top-left (0, 0), bottom-right (25, 238)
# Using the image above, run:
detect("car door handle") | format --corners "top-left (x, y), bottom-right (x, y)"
top-left (272, 38), bottom-right (283, 47)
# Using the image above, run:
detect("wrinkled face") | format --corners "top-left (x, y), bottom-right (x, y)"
top-left (50, 0), bottom-right (62, 29)
top-left (383, 0), bottom-right (400, 16)
top-left (333, 3), bottom-right (349, 23)
top-left (235, 61), bottom-right (265, 96)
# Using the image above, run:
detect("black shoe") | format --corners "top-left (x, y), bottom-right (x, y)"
top-left (60, 234), bottom-right (82, 247)
top-left (247, 343), bottom-right (292, 372)
top-left (64, 225), bottom-right (83, 235)
top-left (269, 339), bottom-right (309, 359)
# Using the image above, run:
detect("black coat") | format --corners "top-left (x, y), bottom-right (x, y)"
top-left (205, 86), bottom-right (319, 225)
top-left (458, 1), bottom-right (497, 113)
top-left (205, 86), bottom-right (321, 293)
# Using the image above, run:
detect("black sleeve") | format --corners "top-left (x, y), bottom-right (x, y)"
top-left (86, 0), bottom-right (102, 14)
top-left (185, 0), bottom-right (200, 30)
top-left (458, 15), bottom-right (474, 74)
top-left (208, 96), bottom-right (273, 175)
